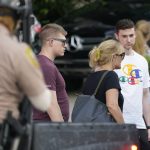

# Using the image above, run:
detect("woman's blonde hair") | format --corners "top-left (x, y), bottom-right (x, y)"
top-left (136, 20), bottom-right (150, 41)
top-left (89, 39), bottom-right (124, 68)
top-left (133, 29), bottom-right (145, 55)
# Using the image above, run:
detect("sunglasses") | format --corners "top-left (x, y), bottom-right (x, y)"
top-left (52, 38), bottom-right (67, 46)
top-left (116, 52), bottom-right (125, 59)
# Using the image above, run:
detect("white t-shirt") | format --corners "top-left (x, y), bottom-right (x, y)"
top-left (115, 51), bottom-right (150, 129)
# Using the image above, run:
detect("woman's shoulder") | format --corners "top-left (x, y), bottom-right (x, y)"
top-left (105, 71), bottom-right (121, 89)
top-left (107, 70), bottom-right (118, 77)
top-left (105, 71), bottom-right (119, 82)
top-left (88, 70), bottom-right (118, 81)
top-left (90, 70), bottom-right (117, 77)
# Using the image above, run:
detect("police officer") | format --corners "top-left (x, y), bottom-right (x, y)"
top-left (0, 0), bottom-right (52, 123)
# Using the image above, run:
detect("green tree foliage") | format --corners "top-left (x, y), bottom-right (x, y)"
top-left (145, 55), bottom-right (150, 73)
top-left (33, 0), bottom-right (76, 24)
top-left (32, 0), bottom-right (106, 24)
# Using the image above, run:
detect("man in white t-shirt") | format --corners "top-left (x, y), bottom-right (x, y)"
top-left (115, 19), bottom-right (150, 150)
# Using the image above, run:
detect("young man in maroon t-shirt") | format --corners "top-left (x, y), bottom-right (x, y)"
top-left (32, 23), bottom-right (69, 122)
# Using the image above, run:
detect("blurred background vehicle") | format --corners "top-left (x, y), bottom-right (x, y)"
top-left (32, 0), bottom-right (150, 89)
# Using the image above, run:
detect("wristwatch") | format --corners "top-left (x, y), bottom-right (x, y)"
top-left (147, 126), bottom-right (150, 129)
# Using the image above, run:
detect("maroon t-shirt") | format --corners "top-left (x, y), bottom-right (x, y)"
top-left (32, 55), bottom-right (69, 121)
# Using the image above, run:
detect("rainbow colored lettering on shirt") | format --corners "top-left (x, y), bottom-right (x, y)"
top-left (119, 64), bottom-right (142, 85)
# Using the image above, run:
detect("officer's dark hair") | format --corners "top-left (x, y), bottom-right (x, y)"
top-left (115, 19), bottom-right (135, 33)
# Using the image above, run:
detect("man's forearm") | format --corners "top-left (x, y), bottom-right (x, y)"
top-left (143, 97), bottom-right (150, 142)
top-left (143, 88), bottom-right (150, 127)
top-left (143, 100), bottom-right (150, 126)
top-left (47, 103), bottom-right (64, 122)
top-left (47, 90), bottom-right (64, 122)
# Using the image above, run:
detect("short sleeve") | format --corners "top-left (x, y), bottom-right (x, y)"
top-left (16, 44), bottom-right (46, 97)
top-left (142, 59), bottom-right (150, 88)
top-left (104, 71), bottom-right (121, 91)
top-left (39, 59), bottom-right (57, 91)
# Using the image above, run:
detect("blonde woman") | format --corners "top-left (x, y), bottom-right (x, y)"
top-left (133, 29), bottom-right (145, 56)
top-left (135, 20), bottom-right (150, 56)
top-left (82, 39), bottom-right (125, 124)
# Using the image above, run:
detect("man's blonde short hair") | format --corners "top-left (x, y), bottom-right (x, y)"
top-left (39, 23), bottom-right (67, 45)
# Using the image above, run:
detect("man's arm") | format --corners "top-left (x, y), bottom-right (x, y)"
top-left (143, 88), bottom-right (150, 141)
top-left (47, 90), bottom-right (64, 122)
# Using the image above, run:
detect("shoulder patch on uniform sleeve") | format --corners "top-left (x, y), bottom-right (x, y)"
top-left (25, 47), bottom-right (39, 68)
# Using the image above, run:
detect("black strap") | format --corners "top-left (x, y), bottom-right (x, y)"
top-left (94, 71), bottom-right (109, 96)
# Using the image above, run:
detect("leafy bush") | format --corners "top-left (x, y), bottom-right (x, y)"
top-left (145, 55), bottom-right (150, 73)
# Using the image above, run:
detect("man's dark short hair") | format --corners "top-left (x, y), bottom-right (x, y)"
top-left (115, 19), bottom-right (135, 33)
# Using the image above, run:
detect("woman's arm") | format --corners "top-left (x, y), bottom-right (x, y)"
top-left (106, 89), bottom-right (124, 124)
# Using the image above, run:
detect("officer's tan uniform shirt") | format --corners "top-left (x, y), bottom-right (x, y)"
top-left (0, 25), bottom-right (46, 122)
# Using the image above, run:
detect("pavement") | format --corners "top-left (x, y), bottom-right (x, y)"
top-left (68, 91), bottom-right (77, 122)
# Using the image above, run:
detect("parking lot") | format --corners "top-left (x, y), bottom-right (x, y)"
top-left (68, 86), bottom-right (81, 121)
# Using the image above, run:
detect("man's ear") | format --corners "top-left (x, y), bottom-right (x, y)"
top-left (48, 39), bottom-right (53, 47)
top-left (115, 33), bottom-right (118, 40)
